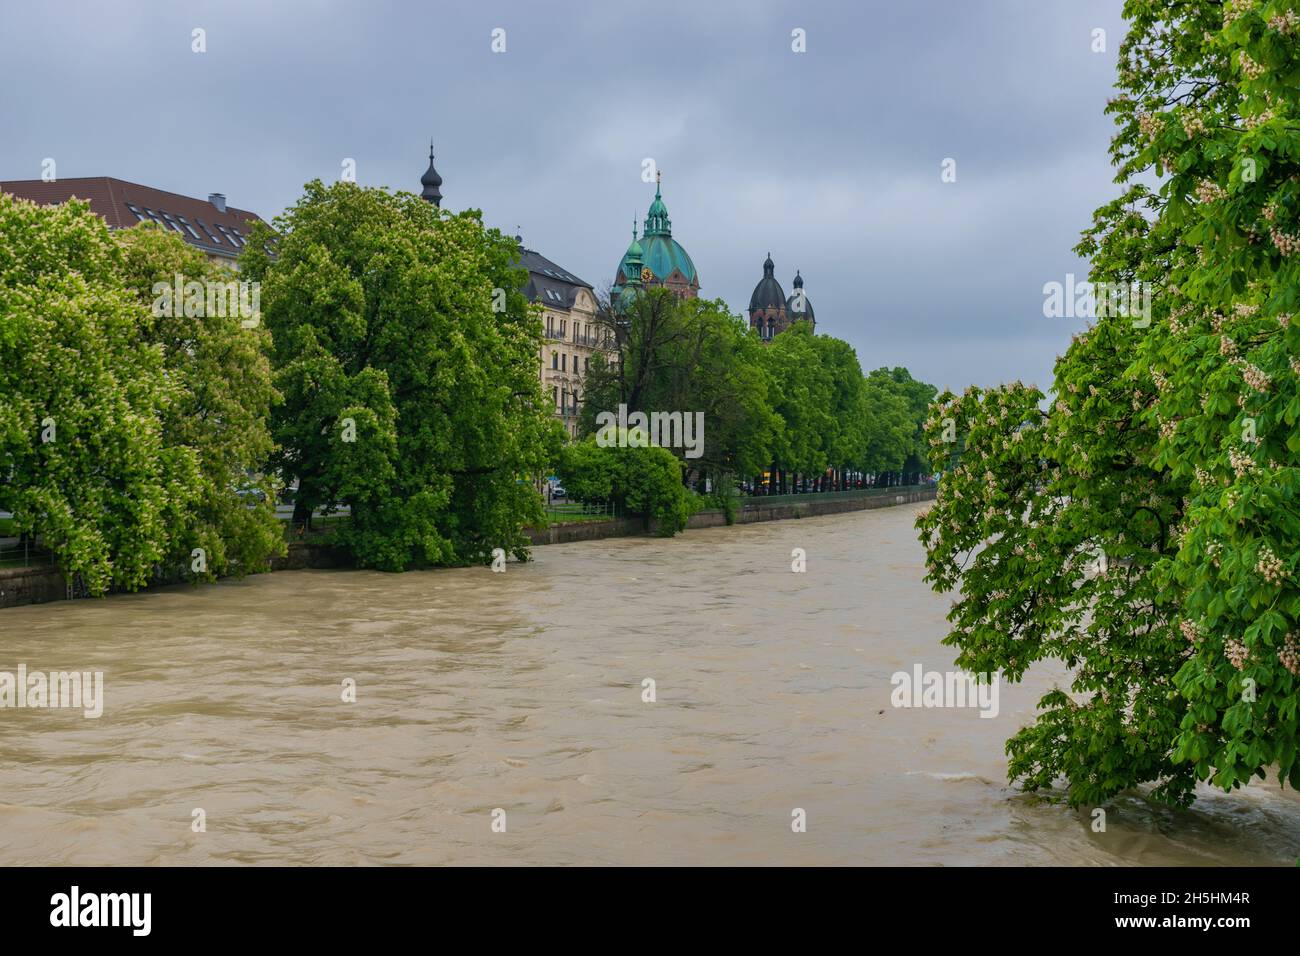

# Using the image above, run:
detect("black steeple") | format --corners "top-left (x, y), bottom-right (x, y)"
top-left (420, 141), bottom-right (443, 207)
top-left (749, 252), bottom-right (787, 314)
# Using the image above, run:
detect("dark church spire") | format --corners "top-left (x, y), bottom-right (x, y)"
top-left (420, 141), bottom-right (443, 207)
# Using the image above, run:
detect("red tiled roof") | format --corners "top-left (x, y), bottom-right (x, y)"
top-left (0, 176), bottom-right (268, 259)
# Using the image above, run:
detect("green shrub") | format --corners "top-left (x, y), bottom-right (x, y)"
top-left (557, 432), bottom-right (691, 536)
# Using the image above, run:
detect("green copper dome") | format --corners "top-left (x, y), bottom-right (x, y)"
top-left (611, 179), bottom-right (699, 304)
top-left (617, 283), bottom-right (641, 311)
top-left (616, 225), bottom-right (644, 285)
top-left (638, 234), bottom-right (697, 285)
top-left (637, 183), bottom-right (697, 283)
top-left (626, 236), bottom-right (643, 261)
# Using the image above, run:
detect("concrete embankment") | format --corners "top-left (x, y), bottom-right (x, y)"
top-left (0, 487), bottom-right (935, 609)
top-left (525, 486), bottom-right (936, 544)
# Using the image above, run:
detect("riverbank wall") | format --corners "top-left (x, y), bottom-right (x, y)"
top-left (524, 485), bottom-right (935, 544)
top-left (0, 486), bottom-right (934, 609)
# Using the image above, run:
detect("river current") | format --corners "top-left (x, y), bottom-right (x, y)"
top-left (1, 504), bottom-right (1296, 865)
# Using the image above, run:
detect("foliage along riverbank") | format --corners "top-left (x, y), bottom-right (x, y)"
top-left (918, 0), bottom-right (1300, 809)
top-left (1, 183), bottom-right (934, 594)
top-left (0, 487), bottom-right (935, 610)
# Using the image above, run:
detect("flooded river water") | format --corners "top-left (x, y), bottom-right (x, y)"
top-left (1, 504), bottom-right (1297, 865)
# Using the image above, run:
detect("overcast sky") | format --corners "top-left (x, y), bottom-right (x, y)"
top-left (0, 0), bottom-right (1128, 392)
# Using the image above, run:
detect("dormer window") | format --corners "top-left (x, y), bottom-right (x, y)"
top-left (194, 218), bottom-right (222, 244)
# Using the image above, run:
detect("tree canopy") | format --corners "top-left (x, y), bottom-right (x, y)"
top-left (918, 0), bottom-right (1300, 807)
top-left (580, 289), bottom-right (933, 491)
top-left (116, 222), bottom-right (284, 580)
top-left (239, 180), bottom-right (563, 570)
top-left (0, 197), bottom-right (287, 594)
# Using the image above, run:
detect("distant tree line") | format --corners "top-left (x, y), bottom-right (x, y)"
top-left (571, 287), bottom-right (936, 506)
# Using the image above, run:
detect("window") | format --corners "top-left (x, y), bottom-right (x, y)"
top-left (125, 203), bottom-right (147, 223)
top-left (584, 357), bottom-right (589, 373)
top-left (561, 354), bottom-right (566, 372)
top-left (160, 212), bottom-right (186, 235)
top-left (216, 224), bottom-right (243, 248)
top-left (176, 216), bottom-right (202, 240)
top-left (551, 352), bottom-right (557, 370)
top-left (194, 218), bottom-right (222, 244)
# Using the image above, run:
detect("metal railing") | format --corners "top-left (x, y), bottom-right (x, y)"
top-left (740, 484), bottom-right (932, 506)
top-left (0, 535), bottom-right (56, 569)
top-left (544, 500), bottom-right (622, 523)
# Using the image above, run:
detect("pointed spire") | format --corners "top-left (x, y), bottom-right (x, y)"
top-left (644, 172), bottom-right (672, 237)
top-left (420, 140), bottom-right (443, 207)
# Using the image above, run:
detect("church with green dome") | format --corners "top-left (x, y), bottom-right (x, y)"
top-left (611, 172), bottom-right (700, 305)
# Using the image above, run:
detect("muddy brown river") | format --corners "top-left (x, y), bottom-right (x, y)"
top-left (1, 504), bottom-right (1297, 865)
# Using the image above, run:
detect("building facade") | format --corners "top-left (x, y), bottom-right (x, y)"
top-left (0, 176), bottom-right (266, 267)
top-left (747, 253), bottom-right (815, 341)
top-left (520, 247), bottom-right (612, 438)
top-left (418, 149), bottom-right (613, 438)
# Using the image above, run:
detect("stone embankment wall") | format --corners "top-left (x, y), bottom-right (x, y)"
top-left (0, 488), bottom-right (936, 609)
top-left (527, 486), bottom-right (936, 544)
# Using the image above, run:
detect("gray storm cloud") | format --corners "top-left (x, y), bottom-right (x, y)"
top-left (0, 0), bottom-right (1125, 390)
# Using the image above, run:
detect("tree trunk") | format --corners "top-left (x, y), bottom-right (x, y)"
top-left (293, 497), bottom-right (312, 532)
